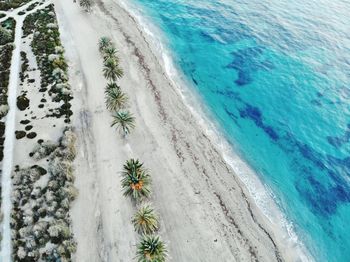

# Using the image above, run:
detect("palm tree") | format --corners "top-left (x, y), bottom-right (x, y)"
top-left (111, 111), bottom-right (135, 137)
top-left (99, 36), bottom-right (112, 53)
top-left (103, 58), bottom-right (124, 81)
top-left (136, 235), bottom-right (167, 262)
top-left (132, 205), bottom-right (159, 235)
top-left (103, 46), bottom-right (119, 62)
top-left (79, 0), bottom-right (92, 12)
top-left (121, 159), bottom-right (151, 201)
top-left (105, 87), bottom-right (128, 111)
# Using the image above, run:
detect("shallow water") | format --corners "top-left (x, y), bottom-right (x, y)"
top-left (130, 0), bottom-right (350, 261)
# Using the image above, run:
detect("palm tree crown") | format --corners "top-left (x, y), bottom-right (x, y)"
top-left (136, 235), bottom-right (167, 262)
top-left (99, 36), bottom-right (112, 53)
top-left (111, 111), bottom-right (135, 136)
top-left (106, 82), bottom-right (120, 92)
top-left (121, 159), bottom-right (151, 201)
top-left (132, 205), bottom-right (159, 235)
top-left (80, 0), bottom-right (92, 12)
top-left (103, 46), bottom-right (119, 62)
top-left (105, 87), bottom-right (128, 111)
top-left (103, 58), bottom-right (124, 81)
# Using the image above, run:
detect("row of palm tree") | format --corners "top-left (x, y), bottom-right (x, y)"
top-left (121, 159), bottom-right (168, 261)
top-left (98, 37), bottom-right (135, 137)
top-left (98, 37), bottom-right (167, 261)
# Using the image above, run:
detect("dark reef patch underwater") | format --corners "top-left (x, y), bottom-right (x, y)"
top-left (132, 0), bottom-right (350, 260)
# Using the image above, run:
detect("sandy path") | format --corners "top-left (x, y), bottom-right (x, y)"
top-left (1, 13), bottom-right (24, 262)
top-left (54, 0), bottom-right (293, 261)
top-left (55, 3), bottom-right (138, 261)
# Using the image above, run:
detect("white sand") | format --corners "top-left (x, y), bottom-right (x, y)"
top-left (52, 0), bottom-right (304, 261)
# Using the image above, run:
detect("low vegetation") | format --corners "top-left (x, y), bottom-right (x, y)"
top-left (0, 25), bottom-right (12, 45)
top-left (0, 0), bottom-right (32, 11)
top-left (0, 18), bottom-right (16, 118)
top-left (23, 4), bottom-right (73, 123)
top-left (0, 17), bottom-right (16, 223)
top-left (6, 3), bottom-right (78, 260)
top-left (12, 128), bottom-right (78, 261)
top-left (0, 17), bottom-right (16, 42)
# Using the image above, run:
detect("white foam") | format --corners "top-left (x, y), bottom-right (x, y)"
top-left (118, 0), bottom-right (314, 261)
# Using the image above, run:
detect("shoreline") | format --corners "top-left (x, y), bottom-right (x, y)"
top-left (55, 0), bottom-right (310, 260)
top-left (120, 0), bottom-right (312, 260)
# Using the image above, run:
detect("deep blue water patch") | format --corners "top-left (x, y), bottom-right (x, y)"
top-left (226, 46), bottom-right (274, 86)
top-left (239, 104), bottom-right (279, 141)
top-left (327, 124), bottom-right (350, 148)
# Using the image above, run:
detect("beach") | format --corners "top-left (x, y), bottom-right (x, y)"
top-left (51, 0), bottom-right (302, 261)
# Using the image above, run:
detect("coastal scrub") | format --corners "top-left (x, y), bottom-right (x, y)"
top-left (23, 4), bottom-right (73, 123)
top-left (12, 128), bottom-right (78, 261)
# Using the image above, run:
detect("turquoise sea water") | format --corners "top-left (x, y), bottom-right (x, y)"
top-left (129, 0), bottom-right (350, 261)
